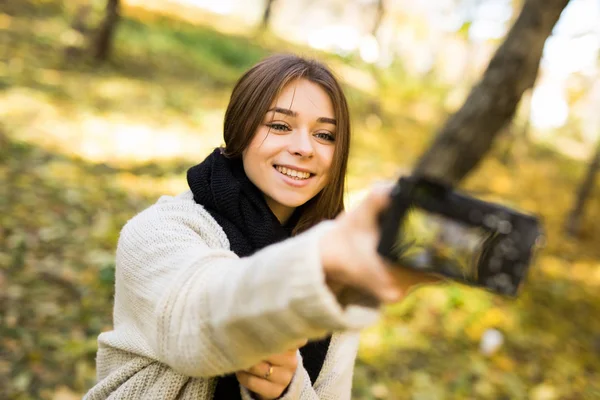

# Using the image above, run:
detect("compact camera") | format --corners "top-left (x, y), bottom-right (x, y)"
top-left (377, 176), bottom-right (544, 296)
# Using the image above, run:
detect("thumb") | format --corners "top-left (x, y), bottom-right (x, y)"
top-left (292, 339), bottom-right (308, 349)
top-left (359, 181), bottom-right (395, 220)
top-left (354, 260), bottom-right (404, 303)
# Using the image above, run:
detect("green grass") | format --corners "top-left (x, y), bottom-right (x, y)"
top-left (114, 17), bottom-right (268, 86)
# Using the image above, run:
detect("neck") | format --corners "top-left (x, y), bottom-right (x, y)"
top-left (265, 198), bottom-right (295, 225)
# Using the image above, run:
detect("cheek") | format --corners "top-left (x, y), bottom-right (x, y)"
top-left (319, 147), bottom-right (336, 180)
top-left (245, 128), bottom-right (284, 159)
top-left (243, 129), bottom-right (269, 163)
top-left (241, 146), bottom-right (261, 181)
top-left (242, 129), bottom-right (277, 182)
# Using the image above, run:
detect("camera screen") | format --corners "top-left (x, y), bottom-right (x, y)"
top-left (392, 207), bottom-right (494, 282)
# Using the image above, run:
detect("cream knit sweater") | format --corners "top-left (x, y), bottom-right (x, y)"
top-left (85, 191), bottom-right (380, 399)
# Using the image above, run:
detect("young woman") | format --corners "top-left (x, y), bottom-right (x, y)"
top-left (85, 54), bottom-right (436, 400)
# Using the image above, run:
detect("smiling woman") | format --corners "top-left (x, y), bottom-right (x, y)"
top-left (243, 79), bottom-right (338, 224)
top-left (222, 55), bottom-right (351, 235)
top-left (84, 54), bottom-right (437, 400)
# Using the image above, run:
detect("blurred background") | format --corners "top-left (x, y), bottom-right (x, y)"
top-left (1, 0), bottom-right (600, 399)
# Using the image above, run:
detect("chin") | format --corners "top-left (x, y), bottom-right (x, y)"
top-left (273, 193), bottom-right (314, 209)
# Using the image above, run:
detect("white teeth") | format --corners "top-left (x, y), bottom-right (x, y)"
top-left (275, 166), bottom-right (311, 179)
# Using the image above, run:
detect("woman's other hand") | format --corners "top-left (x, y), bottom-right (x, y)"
top-left (321, 183), bottom-right (441, 304)
top-left (236, 340), bottom-right (307, 399)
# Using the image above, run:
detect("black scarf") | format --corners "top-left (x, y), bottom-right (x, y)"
top-left (187, 148), bottom-right (331, 399)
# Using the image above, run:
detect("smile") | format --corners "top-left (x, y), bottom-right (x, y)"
top-left (274, 165), bottom-right (313, 180)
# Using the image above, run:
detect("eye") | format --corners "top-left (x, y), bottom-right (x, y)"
top-left (315, 132), bottom-right (336, 142)
top-left (267, 123), bottom-right (291, 132)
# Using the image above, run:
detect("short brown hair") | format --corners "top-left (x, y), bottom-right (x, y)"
top-left (223, 54), bottom-right (351, 234)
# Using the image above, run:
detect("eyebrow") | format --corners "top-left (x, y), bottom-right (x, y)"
top-left (267, 107), bottom-right (337, 126)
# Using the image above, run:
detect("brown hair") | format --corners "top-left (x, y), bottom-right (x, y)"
top-left (222, 53), bottom-right (351, 235)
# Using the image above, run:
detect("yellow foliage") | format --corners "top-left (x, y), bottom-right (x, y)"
top-left (489, 172), bottom-right (514, 195)
top-left (465, 307), bottom-right (515, 341)
top-left (492, 354), bottom-right (516, 371)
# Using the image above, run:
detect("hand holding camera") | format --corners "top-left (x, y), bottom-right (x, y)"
top-left (321, 176), bottom-right (544, 302)
top-left (320, 183), bottom-right (440, 305)
top-left (377, 176), bottom-right (544, 296)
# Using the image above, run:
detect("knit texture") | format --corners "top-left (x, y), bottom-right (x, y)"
top-left (84, 191), bottom-right (380, 399)
top-left (187, 148), bottom-right (331, 398)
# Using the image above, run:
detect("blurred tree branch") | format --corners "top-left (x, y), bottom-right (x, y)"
top-left (413, 0), bottom-right (571, 185)
top-left (260, 0), bottom-right (277, 30)
top-left (565, 136), bottom-right (600, 237)
top-left (94, 0), bottom-right (121, 62)
top-left (371, 0), bottom-right (386, 36)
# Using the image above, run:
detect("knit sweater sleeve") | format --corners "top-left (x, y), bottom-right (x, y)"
top-left (108, 192), bottom-right (379, 379)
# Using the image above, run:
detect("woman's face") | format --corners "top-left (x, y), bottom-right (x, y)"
top-left (242, 78), bottom-right (337, 223)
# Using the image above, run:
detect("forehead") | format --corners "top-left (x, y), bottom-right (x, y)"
top-left (271, 79), bottom-right (334, 117)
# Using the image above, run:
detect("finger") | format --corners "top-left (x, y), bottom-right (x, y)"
top-left (352, 258), bottom-right (404, 303)
top-left (343, 183), bottom-right (392, 225)
top-left (292, 338), bottom-right (308, 349)
top-left (371, 179), bottom-right (396, 193)
top-left (325, 244), bottom-right (403, 304)
top-left (360, 182), bottom-right (395, 219)
top-left (264, 350), bottom-right (298, 369)
top-left (387, 263), bottom-right (444, 292)
top-left (236, 371), bottom-right (285, 400)
top-left (244, 361), bottom-right (273, 378)
top-left (244, 362), bottom-right (294, 386)
top-left (361, 256), bottom-right (447, 303)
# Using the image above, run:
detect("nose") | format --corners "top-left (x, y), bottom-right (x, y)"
top-left (288, 127), bottom-right (314, 158)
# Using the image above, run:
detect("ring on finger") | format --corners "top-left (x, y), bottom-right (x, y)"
top-left (264, 362), bottom-right (274, 380)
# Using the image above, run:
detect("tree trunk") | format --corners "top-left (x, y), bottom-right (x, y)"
top-left (413, 0), bottom-right (571, 185)
top-left (565, 136), bottom-right (600, 237)
top-left (371, 0), bottom-right (385, 36)
top-left (260, 0), bottom-right (277, 30)
top-left (94, 0), bottom-right (120, 62)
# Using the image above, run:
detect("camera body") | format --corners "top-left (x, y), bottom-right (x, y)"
top-left (377, 176), bottom-right (544, 296)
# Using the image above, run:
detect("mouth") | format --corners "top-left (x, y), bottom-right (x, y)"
top-left (273, 165), bottom-right (315, 180)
